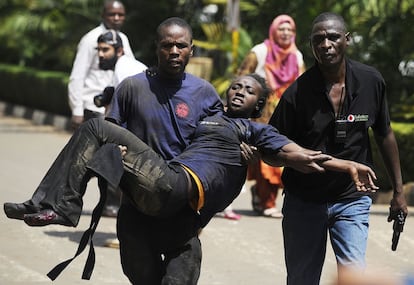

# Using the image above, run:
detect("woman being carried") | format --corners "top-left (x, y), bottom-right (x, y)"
top-left (4, 74), bottom-right (377, 228)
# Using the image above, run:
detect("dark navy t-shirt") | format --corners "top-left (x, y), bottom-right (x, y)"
top-left (107, 71), bottom-right (223, 161)
top-left (173, 113), bottom-right (291, 226)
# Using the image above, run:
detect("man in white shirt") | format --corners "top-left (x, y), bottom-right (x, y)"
top-left (113, 48), bottom-right (148, 87)
top-left (68, 0), bottom-right (134, 130)
top-left (95, 30), bottom-right (147, 108)
top-left (94, 29), bottom-right (147, 217)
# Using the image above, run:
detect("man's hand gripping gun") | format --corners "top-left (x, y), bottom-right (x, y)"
top-left (391, 209), bottom-right (406, 251)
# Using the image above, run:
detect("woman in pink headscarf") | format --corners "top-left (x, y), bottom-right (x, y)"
top-left (238, 14), bottom-right (305, 218)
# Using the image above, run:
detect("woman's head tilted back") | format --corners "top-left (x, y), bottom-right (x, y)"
top-left (226, 74), bottom-right (270, 119)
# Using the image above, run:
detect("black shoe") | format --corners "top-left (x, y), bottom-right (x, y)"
top-left (250, 185), bottom-right (263, 214)
top-left (4, 202), bottom-right (34, 220)
top-left (102, 205), bottom-right (119, 218)
top-left (23, 209), bottom-right (72, 227)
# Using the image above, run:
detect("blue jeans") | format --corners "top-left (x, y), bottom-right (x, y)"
top-left (282, 192), bottom-right (371, 285)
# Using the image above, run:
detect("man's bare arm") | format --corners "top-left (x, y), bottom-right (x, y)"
top-left (262, 142), bottom-right (331, 173)
top-left (318, 158), bottom-right (378, 192)
top-left (262, 142), bottom-right (378, 191)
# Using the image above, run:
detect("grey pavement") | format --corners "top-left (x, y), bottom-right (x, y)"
top-left (1, 108), bottom-right (413, 285)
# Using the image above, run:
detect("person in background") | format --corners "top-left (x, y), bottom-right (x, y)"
top-left (238, 14), bottom-right (305, 218)
top-left (216, 204), bottom-right (242, 220)
top-left (95, 30), bottom-right (147, 219)
top-left (68, 0), bottom-right (134, 217)
top-left (95, 29), bottom-right (147, 109)
top-left (98, 31), bottom-right (147, 88)
top-left (68, 0), bottom-right (133, 129)
top-left (269, 12), bottom-right (408, 285)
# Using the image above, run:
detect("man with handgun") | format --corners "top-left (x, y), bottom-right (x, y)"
top-left (269, 12), bottom-right (408, 285)
top-left (390, 207), bottom-right (406, 251)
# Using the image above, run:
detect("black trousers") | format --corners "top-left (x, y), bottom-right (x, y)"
top-left (84, 109), bottom-right (120, 211)
top-left (22, 118), bottom-right (190, 226)
top-left (118, 201), bottom-right (202, 285)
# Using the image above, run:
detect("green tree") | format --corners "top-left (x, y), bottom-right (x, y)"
top-left (0, 0), bottom-right (103, 71)
top-left (235, 0), bottom-right (414, 118)
top-left (344, 0), bottom-right (414, 118)
top-left (0, 0), bottom-right (412, 119)
top-left (122, 0), bottom-right (207, 66)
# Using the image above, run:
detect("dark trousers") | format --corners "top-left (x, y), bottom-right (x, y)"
top-left (22, 118), bottom-right (189, 226)
top-left (84, 109), bottom-right (121, 211)
top-left (118, 201), bottom-right (202, 285)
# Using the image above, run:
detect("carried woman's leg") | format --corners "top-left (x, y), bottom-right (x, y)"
top-left (87, 120), bottom-right (191, 217)
top-left (5, 118), bottom-right (190, 226)
top-left (5, 119), bottom-right (107, 226)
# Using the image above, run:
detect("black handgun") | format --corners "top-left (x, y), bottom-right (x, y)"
top-left (391, 209), bottom-right (406, 251)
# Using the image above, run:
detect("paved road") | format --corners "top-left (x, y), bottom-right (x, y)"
top-left (0, 114), bottom-right (413, 285)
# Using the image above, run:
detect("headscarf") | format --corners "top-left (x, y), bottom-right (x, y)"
top-left (264, 14), bottom-right (299, 97)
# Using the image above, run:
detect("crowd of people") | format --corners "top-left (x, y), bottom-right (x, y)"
top-left (2, 1), bottom-right (409, 284)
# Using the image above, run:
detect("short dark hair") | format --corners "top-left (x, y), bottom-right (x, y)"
top-left (97, 29), bottom-right (123, 49)
top-left (156, 17), bottom-right (193, 42)
top-left (103, 0), bottom-right (124, 14)
top-left (312, 12), bottom-right (347, 32)
top-left (226, 73), bottom-right (270, 119)
top-left (246, 73), bottom-right (270, 118)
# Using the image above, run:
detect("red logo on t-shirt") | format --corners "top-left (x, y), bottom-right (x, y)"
top-left (176, 103), bottom-right (189, 118)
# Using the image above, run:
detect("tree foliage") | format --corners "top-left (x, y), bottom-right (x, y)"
top-left (214, 0), bottom-right (414, 115)
top-left (0, 0), bottom-right (104, 69)
top-left (0, 0), bottom-right (413, 117)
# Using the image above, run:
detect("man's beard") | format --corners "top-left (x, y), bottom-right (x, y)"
top-left (99, 54), bottom-right (117, 70)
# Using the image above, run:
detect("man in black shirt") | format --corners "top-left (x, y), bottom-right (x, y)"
top-left (270, 12), bottom-right (408, 285)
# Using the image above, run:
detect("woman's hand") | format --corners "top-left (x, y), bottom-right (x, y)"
top-left (347, 162), bottom-right (379, 192)
top-left (240, 142), bottom-right (260, 164)
top-left (118, 145), bottom-right (127, 157)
